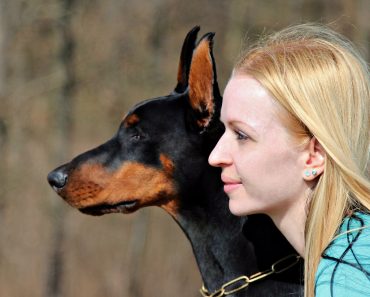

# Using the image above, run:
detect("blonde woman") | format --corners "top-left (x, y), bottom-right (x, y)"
top-left (209, 24), bottom-right (370, 297)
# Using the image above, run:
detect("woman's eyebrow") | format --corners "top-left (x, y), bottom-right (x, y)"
top-left (232, 120), bottom-right (258, 134)
top-left (220, 108), bottom-right (258, 134)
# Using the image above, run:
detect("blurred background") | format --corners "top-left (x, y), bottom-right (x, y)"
top-left (0, 0), bottom-right (368, 296)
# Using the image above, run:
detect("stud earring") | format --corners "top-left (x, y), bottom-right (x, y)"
top-left (304, 170), bottom-right (311, 177)
top-left (312, 169), bottom-right (318, 176)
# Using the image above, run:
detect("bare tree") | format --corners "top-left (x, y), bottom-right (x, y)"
top-left (45, 1), bottom-right (76, 296)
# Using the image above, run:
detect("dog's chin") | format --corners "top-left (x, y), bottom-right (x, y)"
top-left (78, 200), bottom-right (138, 216)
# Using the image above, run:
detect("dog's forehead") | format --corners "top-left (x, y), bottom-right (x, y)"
top-left (122, 94), bottom-right (184, 127)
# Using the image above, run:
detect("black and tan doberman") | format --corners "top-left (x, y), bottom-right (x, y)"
top-left (48, 27), bottom-right (303, 297)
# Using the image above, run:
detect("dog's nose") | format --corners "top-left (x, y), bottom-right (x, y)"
top-left (47, 170), bottom-right (68, 189)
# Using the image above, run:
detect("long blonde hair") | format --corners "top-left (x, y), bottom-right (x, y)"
top-left (234, 23), bottom-right (370, 297)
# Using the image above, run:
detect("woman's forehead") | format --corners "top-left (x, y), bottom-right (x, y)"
top-left (221, 75), bottom-right (280, 128)
top-left (224, 75), bottom-right (267, 97)
top-left (221, 75), bottom-right (298, 145)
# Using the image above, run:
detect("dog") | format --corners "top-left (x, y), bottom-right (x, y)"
top-left (48, 27), bottom-right (303, 296)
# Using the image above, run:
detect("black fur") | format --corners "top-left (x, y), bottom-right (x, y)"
top-left (48, 27), bottom-right (303, 296)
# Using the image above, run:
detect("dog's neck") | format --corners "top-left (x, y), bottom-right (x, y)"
top-left (173, 165), bottom-right (303, 297)
top-left (172, 164), bottom-right (253, 294)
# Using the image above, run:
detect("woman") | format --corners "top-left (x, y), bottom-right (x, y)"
top-left (209, 24), bottom-right (370, 297)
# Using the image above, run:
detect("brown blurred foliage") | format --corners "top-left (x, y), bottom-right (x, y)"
top-left (0, 0), bottom-right (368, 296)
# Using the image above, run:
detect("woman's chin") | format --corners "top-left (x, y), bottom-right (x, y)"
top-left (228, 197), bottom-right (262, 217)
top-left (228, 199), bottom-right (250, 216)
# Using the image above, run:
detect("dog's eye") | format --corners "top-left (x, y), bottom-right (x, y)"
top-left (131, 134), bottom-right (141, 141)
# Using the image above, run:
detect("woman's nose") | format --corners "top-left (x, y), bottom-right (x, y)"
top-left (208, 135), bottom-right (232, 168)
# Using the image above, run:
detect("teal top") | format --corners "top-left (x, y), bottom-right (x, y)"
top-left (315, 212), bottom-right (370, 296)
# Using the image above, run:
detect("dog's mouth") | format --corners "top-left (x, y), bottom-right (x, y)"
top-left (79, 200), bottom-right (138, 216)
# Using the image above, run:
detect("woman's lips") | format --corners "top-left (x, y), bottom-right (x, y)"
top-left (221, 176), bottom-right (242, 193)
top-left (223, 183), bottom-right (242, 193)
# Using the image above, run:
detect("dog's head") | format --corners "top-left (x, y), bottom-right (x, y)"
top-left (47, 27), bottom-right (223, 217)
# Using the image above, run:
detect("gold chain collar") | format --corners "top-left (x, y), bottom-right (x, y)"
top-left (200, 254), bottom-right (301, 297)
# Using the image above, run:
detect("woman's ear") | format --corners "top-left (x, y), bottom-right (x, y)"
top-left (302, 137), bottom-right (325, 181)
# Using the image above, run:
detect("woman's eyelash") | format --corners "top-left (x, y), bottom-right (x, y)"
top-left (234, 130), bottom-right (249, 140)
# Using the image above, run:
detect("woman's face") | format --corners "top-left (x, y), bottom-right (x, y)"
top-left (209, 75), bottom-right (308, 217)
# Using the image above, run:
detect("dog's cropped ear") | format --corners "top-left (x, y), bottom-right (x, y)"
top-left (187, 32), bottom-right (222, 132)
top-left (174, 26), bottom-right (200, 94)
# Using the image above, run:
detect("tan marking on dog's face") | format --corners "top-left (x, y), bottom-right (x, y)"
top-left (160, 199), bottom-right (180, 218)
top-left (59, 163), bottom-right (111, 208)
top-left (123, 113), bottom-right (140, 128)
top-left (59, 155), bottom-right (179, 216)
top-left (160, 154), bottom-right (175, 174)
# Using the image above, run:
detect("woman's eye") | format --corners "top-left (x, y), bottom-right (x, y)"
top-left (234, 130), bottom-right (249, 141)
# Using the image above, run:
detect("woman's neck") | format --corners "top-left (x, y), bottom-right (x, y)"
top-left (269, 196), bottom-right (307, 257)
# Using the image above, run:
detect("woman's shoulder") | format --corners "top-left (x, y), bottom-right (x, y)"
top-left (315, 212), bottom-right (370, 296)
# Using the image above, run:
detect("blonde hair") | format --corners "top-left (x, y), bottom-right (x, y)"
top-left (234, 23), bottom-right (370, 297)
